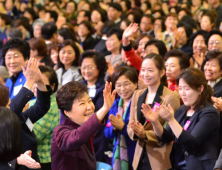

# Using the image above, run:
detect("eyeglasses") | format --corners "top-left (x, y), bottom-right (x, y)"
top-left (81, 66), bottom-right (95, 71)
top-left (5, 53), bottom-right (22, 60)
top-left (115, 82), bottom-right (132, 89)
top-left (209, 40), bottom-right (221, 45)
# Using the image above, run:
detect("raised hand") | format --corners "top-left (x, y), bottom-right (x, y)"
top-left (157, 104), bottom-right (174, 122)
top-left (21, 57), bottom-right (38, 82)
top-left (193, 52), bottom-right (205, 68)
top-left (122, 23), bottom-right (138, 41)
top-left (103, 81), bottom-right (116, 111)
top-left (141, 103), bottom-right (159, 123)
top-left (109, 113), bottom-right (125, 130)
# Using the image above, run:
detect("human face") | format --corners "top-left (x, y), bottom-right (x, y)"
top-left (141, 3), bottom-right (148, 13)
top-left (193, 35), bottom-right (206, 54)
top-left (154, 19), bottom-right (162, 32)
top-left (178, 10), bottom-right (187, 20)
top-left (120, 21), bottom-right (128, 30)
top-left (65, 92), bottom-right (95, 125)
top-left (81, 58), bottom-right (99, 83)
top-left (177, 27), bottom-right (187, 46)
top-left (59, 45), bottom-right (76, 69)
top-left (127, 14), bottom-right (134, 23)
top-left (201, 16), bottom-right (213, 32)
top-left (142, 44), bottom-right (159, 58)
top-left (108, 7), bottom-right (120, 21)
top-left (178, 78), bottom-right (201, 108)
top-left (58, 34), bottom-right (64, 44)
top-left (115, 75), bottom-right (137, 101)
top-left (33, 25), bottom-right (42, 38)
top-left (120, 1), bottom-right (127, 12)
top-left (5, 49), bottom-right (26, 76)
top-left (51, 49), bottom-right (58, 65)
top-left (165, 57), bottom-right (182, 82)
top-left (24, 11), bottom-right (33, 23)
top-left (44, 12), bottom-right (51, 23)
top-left (140, 58), bottom-right (164, 86)
top-left (192, 0), bottom-right (201, 6)
top-left (91, 10), bottom-right (102, 23)
top-left (137, 37), bottom-right (149, 55)
top-left (106, 34), bottom-right (121, 53)
top-left (165, 16), bottom-right (178, 29)
top-left (208, 34), bottom-right (222, 51)
top-left (78, 24), bottom-right (90, 38)
top-left (32, 73), bottom-right (50, 97)
top-left (66, 2), bottom-right (75, 14)
top-left (140, 17), bottom-right (153, 33)
top-left (204, 58), bottom-right (222, 81)
top-left (77, 11), bottom-right (86, 24)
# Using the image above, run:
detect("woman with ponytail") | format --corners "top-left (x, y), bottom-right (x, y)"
top-left (127, 53), bottom-right (180, 170)
top-left (142, 68), bottom-right (219, 170)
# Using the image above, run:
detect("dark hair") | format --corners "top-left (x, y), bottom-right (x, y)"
top-left (142, 53), bottom-right (167, 86)
top-left (142, 14), bottom-right (154, 24)
top-left (79, 50), bottom-right (108, 78)
top-left (205, 50), bottom-right (222, 70)
top-left (201, 10), bottom-right (217, 28)
top-left (134, 33), bottom-right (153, 50)
top-left (176, 68), bottom-right (213, 110)
top-left (39, 65), bottom-right (58, 93)
top-left (144, 39), bottom-right (167, 58)
top-left (78, 10), bottom-right (91, 21)
top-left (180, 15), bottom-right (198, 30)
top-left (152, 10), bottom-right (165, 18)
top-left (121, 0), bottom-right (131, 11)
top-left (127, 10), bottom-right (142, 24)
top-left (121, 19), bottom-right (131, 27)
top-left (206, 29), bottom-right (222, 45)
top-left (164, 49), bottom-right (190, 70)
top-left (58, 39), bottom-right (80, 68)
top-left (6, 28), bottom-right (23, 39)
top-left (142, 1), bottom-right (151, 10)
top-left (109, 3), bottom-right (122, 12)
top-left (112, 66), bottom-right (138, 87)
top-left (2, 38), bottom-right (30, 66)
top-left (29, 37), bottom-right (47, 57)
top-left (24, 8), bottom-right (37, 21)
top-left (0, 107), bottom-right (22, 162)
top-left (92, 8), bottom-right (107, 22)
top-left (177, 22), bottom-right (193, 39)
top-left (0, 13), bottom-right (11, 25)
top-left (46, 10), bottom-right (58, 22)
top-left (177, 8), bottom-right (192, 17)
top-left (12, 17), bottom-right (30, 31)
top-left (78, 20), bottom-right (93, 36)
top-left (41, 22), bottom-right (57, 40)
top-left (106, 27), bottom-right (123, 40)
top-left (0, 84), bottom-right (9, 106)
top-left (59, 27), bottom-right (77, 42)
top-left (190, 29), bottom-right (208, 47)
top-left (56, 81), bottom-right (87, 117)
top-left (47, 42), bottom-right (59, 56)
top-left (101, 20), bottom-right (116, 35)
top-left (154, 17), bottom-right (166, 32)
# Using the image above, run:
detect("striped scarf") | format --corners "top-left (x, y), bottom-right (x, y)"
top-left (113, 98), bottom-right (129, 170)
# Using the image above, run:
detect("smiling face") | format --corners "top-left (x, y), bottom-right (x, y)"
top-left (5, 49), bottom-right (26, 76)
top-left (106, 34), bottom-right (121, 53)
top-left (165, 57), bottom-right (182, 82)
top-left (115, 75), bottom-right (137, 101)
top-left (193, 35), bottom-right (206, 54)
top-left (204, 58), bottom-right (222, 81)
top-left (59, 45), bottom-right (76, 69)
top-left (178, 78), bottom-right (201, 108)
top-left (165, 16), bottom-right (178, 29)
top-left (140, 58), bottom-right (164, 86)
top-left (81, 57), bottom-right (99, 83)
top-left (64, 92), bottom-right (95, 125)
top-left (208, 34), bottom-right (222, 51)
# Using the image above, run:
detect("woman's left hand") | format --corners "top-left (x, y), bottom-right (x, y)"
top-left (157, 104), bottom-right (174, 122)
top-left (212, 96), bottom-right (222, 113)
top-left (130, 121), bottom-right (146, 138)
top-left (109, 113), bottom-right (125, 130)
top-left (103, 82), bottom-right (116, 111)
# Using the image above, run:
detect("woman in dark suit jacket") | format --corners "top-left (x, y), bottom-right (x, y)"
top-left (80, 50), bottom-right (109, 162)
top-left (142, 68), bottom-right (219, 170)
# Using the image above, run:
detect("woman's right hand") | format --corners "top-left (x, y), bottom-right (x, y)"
top-left (141, 104), bottom-right (159, 123)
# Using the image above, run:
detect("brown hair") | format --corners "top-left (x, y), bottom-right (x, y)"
top-left (176, 68), bottom-right (213, 110)
top-left (205, 49), bottom-right (222, 70)
top-left (56, 81), bottom-right (87, 117)
top-left (0, 84), bottom-right (9, 107)
top-left (29, 37), bottom-right (47, 57)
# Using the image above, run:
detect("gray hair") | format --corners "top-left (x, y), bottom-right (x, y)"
top-left (32, 18), bottom-right (46, 29)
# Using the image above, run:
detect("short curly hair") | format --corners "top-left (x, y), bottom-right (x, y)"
top-left (2, 38), bottom-right (30, 66)
top-left (79, 50), bottom-right (108, 78)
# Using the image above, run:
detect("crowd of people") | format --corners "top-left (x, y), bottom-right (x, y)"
top-left (1, 0), bottom-right (222, 169)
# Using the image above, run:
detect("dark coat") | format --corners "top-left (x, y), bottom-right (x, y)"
top-left (51, 114), bottom-right (104, 170)
top-left (10, 86), bottom-right (51, 170)
top-left (94, 39), bottom-right (111, 56)
top-left (161, 103), bottom-right (219, 170)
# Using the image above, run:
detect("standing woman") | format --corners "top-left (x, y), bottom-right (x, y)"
top-left (56, 39), bottom-right (82, 89)
top-left (80, 50), bottom-right (109, 162)
top-left (127, 53), bottom-right (180, 170)
top-left (104, 66), bottom-right (138, 169)
top-left (142, 68), bottom-right (219, 170)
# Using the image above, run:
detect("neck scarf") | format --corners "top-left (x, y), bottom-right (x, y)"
top-left (113, 98), bottom-right (129, 170)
